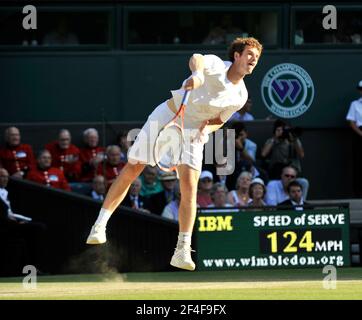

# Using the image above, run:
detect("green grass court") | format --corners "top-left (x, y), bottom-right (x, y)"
top-left (1, 268), bottom-right (362, 300)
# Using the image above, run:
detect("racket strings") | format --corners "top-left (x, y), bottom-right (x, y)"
top-left (154, 124), bottom-right (184, 170)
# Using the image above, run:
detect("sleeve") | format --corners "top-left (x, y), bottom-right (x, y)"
top-left (203, 54), bottom-right (227, 75)
top-left (245, 141), bottom-right (257, 162)
top-left (346, 102), bottom-right (356, 121)
top-left (180, 54), bottom-right (224, 87)
top-left (264, 138), bottom-right (274, 147)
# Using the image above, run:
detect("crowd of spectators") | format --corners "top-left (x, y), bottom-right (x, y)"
top-left (346, 80), bottom-right (362, 197)
top-left (0, 102), bottom-right (312, 222)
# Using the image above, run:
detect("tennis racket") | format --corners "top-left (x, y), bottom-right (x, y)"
top-left (153, 90), bottom-right (191, 172)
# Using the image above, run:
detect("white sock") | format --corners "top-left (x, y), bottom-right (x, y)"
top-left (177, 232), bottom-right (192, 249)
top-left (94, 208), bottom-right (112, 227)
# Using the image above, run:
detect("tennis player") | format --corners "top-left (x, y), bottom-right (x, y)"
top-left (86, 37), bottom-right (262, 271)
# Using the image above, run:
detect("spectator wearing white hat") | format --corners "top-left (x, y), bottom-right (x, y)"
top-left (346, 80), bottom-right (362, 197)
top-left (248, 177), bottom-right (267, 208)
top-left (197, 170), bottom-right (214, 207)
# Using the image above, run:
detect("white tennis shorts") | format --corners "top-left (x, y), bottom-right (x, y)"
top-left (128, 101), bottom-right (205, 172)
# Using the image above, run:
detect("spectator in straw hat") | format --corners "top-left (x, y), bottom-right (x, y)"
top-left (144, 171), bottom-right (178, 215)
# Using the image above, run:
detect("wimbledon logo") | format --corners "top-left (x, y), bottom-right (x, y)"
top-left (261, 63), bottom-right (315, 118)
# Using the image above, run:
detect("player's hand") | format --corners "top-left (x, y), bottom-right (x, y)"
top-left (192, 120), bottom-right (209, 144)
top-left (183, 76), bottom-right (203, 91)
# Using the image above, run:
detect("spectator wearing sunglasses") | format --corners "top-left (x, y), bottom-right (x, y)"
top-left (265, 165), bottom-right (309, 206)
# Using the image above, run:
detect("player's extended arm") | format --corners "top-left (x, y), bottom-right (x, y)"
top-left (183, 54), bottom-right (205, 91)
top-left (192, 117), bottom-right (224, 144)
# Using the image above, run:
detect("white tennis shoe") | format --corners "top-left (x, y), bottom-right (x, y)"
top-left (170, 247), bottom-right (196, 271)
top-left (86, 224), bottom-right (107, 244)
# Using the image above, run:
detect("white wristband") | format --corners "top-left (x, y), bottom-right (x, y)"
top-left (192, 70), bottom-right (205, 85)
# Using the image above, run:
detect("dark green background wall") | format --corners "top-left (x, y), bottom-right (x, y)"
top-left (1, 50), bottom-right (361, 127)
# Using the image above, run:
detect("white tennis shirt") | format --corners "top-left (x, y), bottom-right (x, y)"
top-left (346, 97), bottom-right (362, 127)
top-left (170, 54), bottom-right (248, 128)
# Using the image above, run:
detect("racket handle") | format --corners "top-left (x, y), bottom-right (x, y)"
top-left (181, 90), bottom-right (191, 106)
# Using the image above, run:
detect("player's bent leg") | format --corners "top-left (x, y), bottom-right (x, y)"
top-left (86, 162), bottom-right (146, 245)
top-left (102, 162), bottom-right (146, 212)
top-left (170, 164), bottom-right (200, 271)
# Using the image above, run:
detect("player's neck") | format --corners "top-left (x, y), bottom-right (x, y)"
top-left (227, 64), bottom-right (245, 84)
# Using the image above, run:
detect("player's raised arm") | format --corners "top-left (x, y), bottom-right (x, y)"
top-left (183, 54), bottom-right (205, 91)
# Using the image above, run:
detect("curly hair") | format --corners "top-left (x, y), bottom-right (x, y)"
top-left (228, 37), bottom-right (263, 62)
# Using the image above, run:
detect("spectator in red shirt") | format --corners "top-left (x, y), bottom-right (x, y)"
top-left (97, 145), bottom-right (126, 187)
top-left (45, 129), bottom-right (82, 182)
top-left (27, 150), bottom-right (70, 191)
top-left (79, 128), bottom-right (105, 182)
top-left (0, 127), bottom-right (35, 179)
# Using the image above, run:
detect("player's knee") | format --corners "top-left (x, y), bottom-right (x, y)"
top-left (123, 162), bottom-right (145, 180)
top-left (180, 183), bottom-right (198, 204)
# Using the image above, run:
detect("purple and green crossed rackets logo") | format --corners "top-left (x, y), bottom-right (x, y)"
top-left (261, 63), bottom-right (315, 118)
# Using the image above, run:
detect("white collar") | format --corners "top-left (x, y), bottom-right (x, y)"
top-left (291, 199), bottom-right (304, 206)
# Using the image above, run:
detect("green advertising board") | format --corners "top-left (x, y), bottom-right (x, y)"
top-left (196, 207), bottom-right (350, 270)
